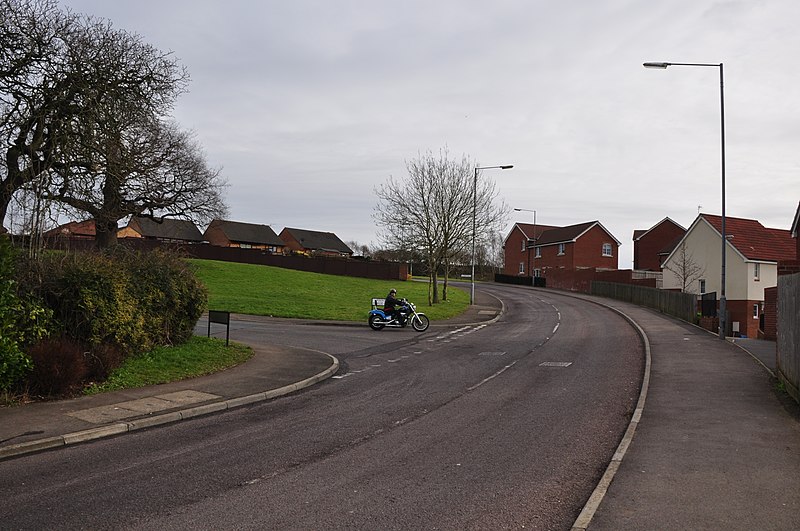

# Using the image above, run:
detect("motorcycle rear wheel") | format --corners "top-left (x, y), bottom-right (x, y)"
top-left (368, 314), bottom-right (386, 330)
top-left (411, 314), bottom-right (430, 332)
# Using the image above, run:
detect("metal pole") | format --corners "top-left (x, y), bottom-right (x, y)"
top-left (471, 167), bottom-right (477, 305)
top-left (718, 63), bottom-right (727, 339)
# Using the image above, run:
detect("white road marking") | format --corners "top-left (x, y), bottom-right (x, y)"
top-left (467, 361), bottom-right (518, 391)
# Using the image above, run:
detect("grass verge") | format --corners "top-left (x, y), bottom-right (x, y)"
top-left (84, 336), bottom-right (253, 395)
top-left (189, 259), bottom-right (470, 321)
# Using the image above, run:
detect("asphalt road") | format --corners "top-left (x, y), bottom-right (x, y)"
top-left (0, 285), bottom-right (644, 530)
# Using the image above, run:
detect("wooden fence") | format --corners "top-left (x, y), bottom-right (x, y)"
top-left (590, 281), bottom-right (697, 323)
top-left (777, 272), bottom-right (800, 403)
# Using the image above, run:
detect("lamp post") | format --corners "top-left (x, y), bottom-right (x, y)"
top-left (514, 208), bottom-right (536, 280)
top-left (644, 61), bottom-right (727, 339)
top-left (472, 164), bottom-right (513, 304)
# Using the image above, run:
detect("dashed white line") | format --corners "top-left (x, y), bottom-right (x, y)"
top-left (467, 360), bottom-right (518, 391)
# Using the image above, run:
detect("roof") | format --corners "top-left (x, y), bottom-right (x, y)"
top-left (45, 219), bottom-right (97, 237)
top-left (792, 201), bottom-right (800, 238)
top-left (513, 223), bottom-right (559, 242)
top-left (700, 214), bottom-right (795, 262)
top-left (129, 217), bottom-right (204, 242)
top-left (535, 221), bottom-right (622, 247)
top-left (207, 219), bottom-right (283, 246)
top-left (633, 217), bottom-right (686, 242)
top-left (281, 227), bottom-right (353, 254)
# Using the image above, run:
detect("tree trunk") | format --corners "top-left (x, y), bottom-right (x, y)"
top-left (94, 217), bottom-right (119, 248)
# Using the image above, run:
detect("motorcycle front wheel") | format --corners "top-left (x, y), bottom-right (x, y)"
top-left (368, 314), bottom-right (386, 330)
top-left (411, 314), bottom-right (430, 332)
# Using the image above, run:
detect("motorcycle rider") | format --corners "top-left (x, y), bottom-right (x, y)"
top-left (384, 288), bottom-right (405, 323)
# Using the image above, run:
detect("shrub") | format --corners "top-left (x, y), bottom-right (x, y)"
top-left (26, 337), bottom-right (90, 397)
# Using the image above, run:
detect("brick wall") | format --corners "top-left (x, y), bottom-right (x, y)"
top-left (634, 221), bottom-right (685, 271)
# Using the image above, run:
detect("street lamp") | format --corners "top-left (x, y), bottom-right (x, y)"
top-left (644, 61), bottom-right (727, 339)
top-left (514, 208), bottom-right (536, 280)
top-left (472, 164), bottom-right (513, 304)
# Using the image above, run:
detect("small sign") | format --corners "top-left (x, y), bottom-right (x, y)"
top-left (207, 310), bottom-right (231, 346)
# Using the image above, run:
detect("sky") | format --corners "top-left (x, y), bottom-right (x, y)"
top-left (59, 0), bottom-right (800, 268)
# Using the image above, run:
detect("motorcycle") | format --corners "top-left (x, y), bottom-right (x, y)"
top-left (368, 297), bottom-right (430, 332)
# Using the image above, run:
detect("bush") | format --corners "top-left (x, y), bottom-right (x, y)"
top-left (0, 236), bottom-right (51, 392)
top-left (20, 247), bottom-right (207, 355)
top-left (26, 337), bottom-right (90, 397)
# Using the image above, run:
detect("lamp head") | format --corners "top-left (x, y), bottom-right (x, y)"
top-left (643, 62), bottom-right (669, 69)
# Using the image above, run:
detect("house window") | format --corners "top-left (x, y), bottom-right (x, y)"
top-left (521, 239), bottom-right (526, 252)
top-left (699, 279), bottom-right (706, 294)
top-left (519, 262), bottom-right (525, 275)
top-left (557, 243), bottom-right (565, 256)
top-left (753, 304), bottom-right (759, 319)
top-left (602, 243), bottom-right (613, 257)
top-left (534, 269), bottom-right (541, 278)
top-left (535, 246), bottom-right (541, 258)
top-left (754, 263), bottom-right (760, 281)
top-left (240, 243), bottom-right (252, 249)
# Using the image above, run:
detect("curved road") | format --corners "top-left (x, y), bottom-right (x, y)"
top-left (1, 285), bottom-right (644, 530)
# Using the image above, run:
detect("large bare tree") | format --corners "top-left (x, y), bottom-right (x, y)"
top-left (374, 148), bottom-right (508, 304)
top-left (0, 0), bottom-right (227, 245)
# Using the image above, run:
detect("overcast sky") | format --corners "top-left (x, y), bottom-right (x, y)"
top-left (60, 0), bottom-right (800, 268)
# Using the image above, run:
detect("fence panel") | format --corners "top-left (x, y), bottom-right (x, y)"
top-left (777, 273), bottom-right (800, 403)
top-left (591, 281), bottom-right (696, 323)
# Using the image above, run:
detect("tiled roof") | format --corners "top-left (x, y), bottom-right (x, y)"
top-left (131, 217), bottom-right (204, 242)
top-left (515, 223), bottom-right (559, 241)
top-left (281, 228), bottom-right (353, 254)
top-left (209, 220), bottom-right (283, 246)
top-left (701, 214), bottom-right (795, 262)
top-left (535, 221), bottom-right (607, 246)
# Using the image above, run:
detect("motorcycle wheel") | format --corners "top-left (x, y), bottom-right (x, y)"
top-left (368, 314), bottom-right (386, 330)
top-left (411, 314), bottom-right (430, 332)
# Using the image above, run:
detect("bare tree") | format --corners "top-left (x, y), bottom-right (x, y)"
top-left (374, 148), bottom-right (507, 304)
top-left (664, 241), bottom-right (705, 292)
top-left (0, 1), bottom-right (227, 245)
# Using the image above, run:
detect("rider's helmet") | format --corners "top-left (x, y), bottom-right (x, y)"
top-left (389, 288), bottom-right (397, 294)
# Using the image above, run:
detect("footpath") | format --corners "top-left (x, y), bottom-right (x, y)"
top-left (2, 289), bottom-right (799, 530)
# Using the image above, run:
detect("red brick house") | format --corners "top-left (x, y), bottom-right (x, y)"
top-left (204, 219), bottom-right (285, 253)
top-left (503, 221), bottom-right (620, 277)
top-left (44, 219), bottom-right (97, 240)
top-left (279, 227), bottom-right (353, 257)
top-left (118, 216), bottom-right (204, 243)
top-left (633, 217), bottom-right (686, 271)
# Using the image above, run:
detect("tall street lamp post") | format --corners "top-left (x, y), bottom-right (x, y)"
top-left (644, 61), bottom-right (727, 340)
top-left (472, 164), bottom-right (513, 304)
top-left (514, 208), bottom-right (536, 279)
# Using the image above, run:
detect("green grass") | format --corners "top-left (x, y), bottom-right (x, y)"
top-left (189, 259), bottom-right (469, 322)
top-left (84, 336), bottom-right (252, 394)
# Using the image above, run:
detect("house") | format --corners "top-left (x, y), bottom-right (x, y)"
top-left (118, 216), bottom-right (204, 244)
top-left (44, 219), bottom-right (97, 240)
top-left (279, 227), bottom-right (353, 257)
top-left (204, 219), bottom-right (285, 253)
top-left (661, 213), bottom-right (796, 338)
top-left (503, 220), bottom-right (621, 277)
top-left (633, 217), bottom-right (686, 271)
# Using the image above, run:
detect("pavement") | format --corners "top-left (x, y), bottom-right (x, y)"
top-left (2, 288), bottom-right (799, 530)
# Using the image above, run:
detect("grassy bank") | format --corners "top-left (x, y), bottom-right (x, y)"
top-left (189, 259), bottom-right (470, 322)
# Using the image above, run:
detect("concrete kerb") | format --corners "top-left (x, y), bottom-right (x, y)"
top-left (570, 304), bottom-right (651, 531)
top-left (0, 353), bottom-right (340, 462)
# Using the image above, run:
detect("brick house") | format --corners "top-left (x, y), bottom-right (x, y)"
top-left (204, 219), bottom-right (285, 253)
top-left (279, 227), bottom-right (353, 257)
top-left (633, 217), bottom-right (686, 271)
top-left (662, 213), bottom-right (796, 338)
top-left (118, 216), bottom-right (204, 243)
top-left (503, 221), bottom-right (620, 277)
top-left (44, 219), bottom-right (97, 240)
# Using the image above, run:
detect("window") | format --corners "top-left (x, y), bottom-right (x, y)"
top-left (602, 243), bottom-right (613, 257)
top-left (753, 304), bottom-right (759, 319)
top-left (699, 279), bottom-right (706, 294)
top-left (535, 246), bottom-right (541, 258)
top-left (534, 269), bottom-right (541, 278)
top-left (557, 243), bottom-right (565, 255)
top-left (754, 263), bottom-right (760, 281)
top-left (519, 262), bottom-right (525, 275)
